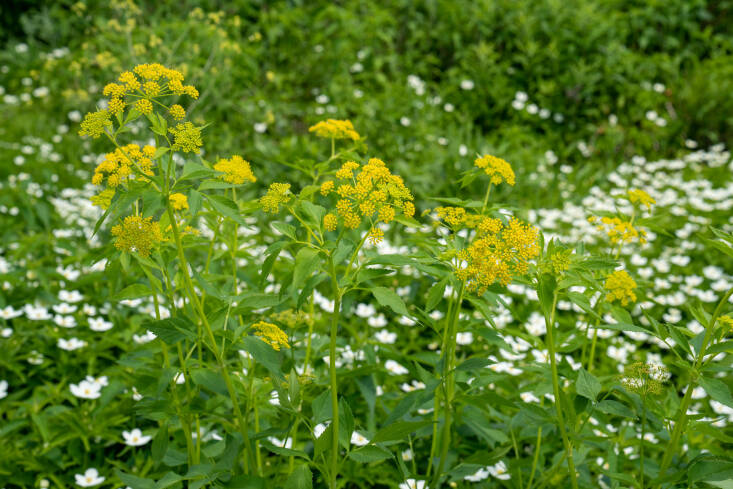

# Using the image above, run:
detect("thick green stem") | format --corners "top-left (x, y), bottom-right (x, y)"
top-left (657, 286), bottom-right (733, 482)
top-left (545, 290), bottom-right (578, 489)
top-left (434, 281), bottom-right (465, 486)
top-left (526, 425), bottom-right (543, 489)
top-left (166, 203), bottom-right (253, 473)
top-left (480, 182), bottom-right (493, 215)
top-left (326, 256), bottom-right (343, 489)
top-left (640, 397), bottom-right (646, 489)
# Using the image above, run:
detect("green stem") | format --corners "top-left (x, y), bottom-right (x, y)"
top-left (545, 289), bottom-right (578, 489)
top-left (526, 425), bottom-right (543, 489)
top-left (434, 281), bottom-right (465, 486)
top-left (587, 326), bottom-right (599, 372)
top-left (480, 182), bottom-right (493, 215)
top-left (640, 396), bottom-right (646, 489)
top-left (327, 256), bottom-right (342, 489)
top-left (657, 286), bottom-right (733, 482)
top-left (166, 203), bottom-right (253, 473)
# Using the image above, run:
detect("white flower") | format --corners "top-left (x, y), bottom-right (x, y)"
top-left (0, 380), bottom-right (8, 399)
top-left (374, 330), bottom-right (397, 344)
top-left (253, 122), bottom-right (267, 133)
top-left (70, 380), bottom-right (102, 399)
top-left (520, 391), bottom-right (540, 403)
top-left (514, 91), bottom-right (528, 102)
top-left (53, 303), bottom-right (77, 314)
top-left (464, 467), bottom-right (490, 482)
top-left (350, 431), bottom-right (369, 446)
top-left (58, 337), bottom-right (87, 351)
top-left (59, 290), bottom-right (84, 303)
top-left (74, 468), bottom-right (105, 487)
top-left (1, 327), bottom-right (12, 337)
top-left (488, 460), bottom-right (511, 480)
top-left (267, 436), bottom-right (293, 448)
top-left (385, 359), bottom-right (409, 375)
top-left (456, 332), bottom-right (473, 345)
top-left (400, 117), bottom-right (411, 127)
top-left (460, 79), bottom-right (475, 90)
top-left (133, 330), bottom-right (157, 344)
top-left (54, 315), bottom-right (77, 328)
top-left (313, 423), bottom-right (329, 439)
top-left (122, 428), bottom-right (152, 446)
top-left (89, 317), bottom-right (113, 332)
top-left (399, 479), bottom-right (428, 489)
top-left (401, 449), bottom-right (413, 461)
top-left (368, 313), bottom-right (387, 328)
top-left (355, 303), bottom-right (376, 318)
top-left (0, 306), bottom-right (23, 319)
top-left (443, 103), bottom-right (455, 112)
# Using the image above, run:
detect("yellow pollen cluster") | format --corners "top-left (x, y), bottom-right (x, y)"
top-left (214, 155), bottom-right (257, 184)
top-left (251, 321), bottom-right (290, 351)
top-left (169, 122), bottom-right (203, 153)
top-left (91, 144), bottom-right (156, 188)
top-left (319, 158), bottom-right (414, 231)
top-left (474, 154), bottom-right (516, 186)
top-left (589, 216), bottom-right (647, 245)
top-left (604, 270), bottom-right (637, 306)
top-left (169, 104), bottom-right (186, 120)
top-left (627, 189), bottom-right (655, 209)
top-left (78, 110), bottom-right (112, 138)
top-left (169, 193), bottom-right (189, 211)
top-left (324, 213), bottom-right (338, 231)
top-left (260, 183), bottom-right (292, 213)
top-left (135, 99), bottom-right (153, 115)
top-left (308, 119), bottom-right (360, 141)
top-left (111, 215), bottom-right (164, 257)
top-left (367, 227), bottom-right (384, 245)
top-left (454, 217), bottom-right (540, 294)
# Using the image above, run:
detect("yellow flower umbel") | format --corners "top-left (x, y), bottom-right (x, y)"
top-left (588, 216), bottom-right (647, 245)
top-left (319, 158), bottom-right (414, 234)
top-left (214, 155), bottom-right (257, 184)
top-left (453, 216), bottom-right (540, 294)
top-left (169, 122), bottom-right (203, 154)
top-left (627, 189), bottom-right (655, 209)
top-left (308, 119), bottom-right (360, 141)
top-left (474, 154), bottom-right (515, 186)
top-left (169, 193), bottom-right (189, 211)
top-left (91, 144), bottom-right (157, 188)
top-left (604, 270), bottom-right (637, 306)
top-left (260, 183), bottom-right (292, 213)
top-left (110, 215), bottom-right (164, 257)
top-left (79, 110), bottom-right (112, 138)
top-left (251, 321), bottom-right (290, 351)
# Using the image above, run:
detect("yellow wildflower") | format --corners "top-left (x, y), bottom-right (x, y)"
top-left (142, 81), bottom-right (160, 97)
top-left (135, 98), bottom-right (153, 115)
top-left (320, 180), bottom-right (334, 196)
top-left (590, 216), bottom-right (647, 245)
top-left (251, 321), bottom-right (290, 351)
top-left (214, 155), bottom-right (257, 184)
top-left (308, 119), bottom-right (360, 141)
top-left (118, 71), bottom-right (140, 91)
top-left (627, 189), bottom-right (655, 209)
top-left (260, 183), bottom-right (292, 213)
top-left (110, 215), bottom-right (163, 257)
top-left (169, 193), bottom-right (189, 211)
top-left (474, 154), bottom-right (516, 186)
top-left (604, 270), bottom-right (637, 306)
top-left (169, 104), bottom-right (186, 120)
top-left (90, 188), bottom-right (115, 209)
top-left (367, 227), bottom-right (384, 245)
top-left (169, 122), bottom-right (203, 153)
top-left (108, 97), bottom-right (125, 114)
top-left (324, 213), bottom-right (338, 231)
top-left (103, 83), bottom-right (126, 98)
top-left (78, 110), bottom-right (112, 138)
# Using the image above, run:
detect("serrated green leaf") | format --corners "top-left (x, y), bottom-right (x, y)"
top-left (370, 286), bottom-right (409, 316)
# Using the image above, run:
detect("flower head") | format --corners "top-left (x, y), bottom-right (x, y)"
top-left (474, 154), bottom-right (515, 186)
top-left (78, 110), bottom-right (112, 138)
top-left (604, 269), bottom-right (637, 306)
top-left (251, 321), bottom-right (290, 351)
top-left (589, 216), bottom-right (647, 245)
top-left (169, 104), bottom-right (186, 120)
top-left (308, 119), bottom-right (360, 140)
top-left (260, 183), bottom-right (292, 213)
top-left (214, 155), bottom-right (257, 184)
top-left (621, 362), bottom-right (669, 395)
top-left (169, 122), bottom-right (203, 153)
top-left (74, 468), bottom-right (105, 487)
top-left (110, 215), bottom-right (164, 257)
top-left (627, 189), bottom-right (655, 209)
top-left (122, 428), bottom-right (152, 446)
top-left (169, 193), bottom-right (188, 211)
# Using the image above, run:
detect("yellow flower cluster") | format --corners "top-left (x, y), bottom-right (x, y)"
top-left (78, 110), bottom-right (112, 138)
top-left (111, 215), bottom-right (164, 257)
top-left (320, 158), bottom-right (415, 237)
top-left (252, 321), bottom-right (290, 351)
top-left (92, 144), bottom-right (157, 187)
top-left (604, 270), bottom-right (637, 306)
top-left (308, 119), bottom-right (360, 141)
top-left (621, 362), bottom-right (669, 396)
top-left (214, 155), bottom-right (257, 184)
top-left (434, 206), bottom-right (485, 229)
top-left (454, 216), bottom-right (540, 294)
top-left (169, 122), bottom-right (203, 154)
top-left (260, 183), bottom-right (292, 213)
top-left (169, 193), bottom-right (189, 211)
top-left (100, 63), bottom-right (197, 120)
top-left (474, 154), bottom-right (515, 186)
top-left (90, 188), bottom-right (116, 209)
top-left (627, 189), bottom-right (655, 209)
top-left (588, 216), bottom-right (647, 245)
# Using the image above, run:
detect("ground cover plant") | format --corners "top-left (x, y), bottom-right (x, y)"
top-left (0, 2), bottom-right (732, 489)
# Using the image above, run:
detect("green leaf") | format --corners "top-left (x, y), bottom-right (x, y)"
top-left (151, 423), bottom-right (168, 463)
top-left (284, 464), bottom-right (313, 489)
top-left (372, 420), bottom-right (431, 443)
top-left (699, 376), bottom-right (733, 408)
top-left (338, 397), bottom-right (355, 449)
top-left (293, 248), bottom-right (321, 291)
top-left (596, 400), bottom-right (634, 418)
top-left (576, 368), bottom-right (601, 400)
top-left (426, 279), bottom-right (447, 312)
top-left (190, 369), bottom-right (229, 397)
top-left (299, 201), bottom-right (326, 229)
top-left (110, 283), bottom-right (153, 301)
top-left (155, 472), bottom-right (184, 489)
top-left (144, 316), bottom-right (197, 345)
top-left (239, 336), bottom-right (285, 382)
top-left (115, 470), bottom-right (156, 489)
top-left (205, 194), bottom-right (248, 226)
top-left (271, 221), bottom-right (296, 239)
top-left (349, 445), bottom-right (394, 463)
top-left (370, 287), bottom-right (409, 316)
